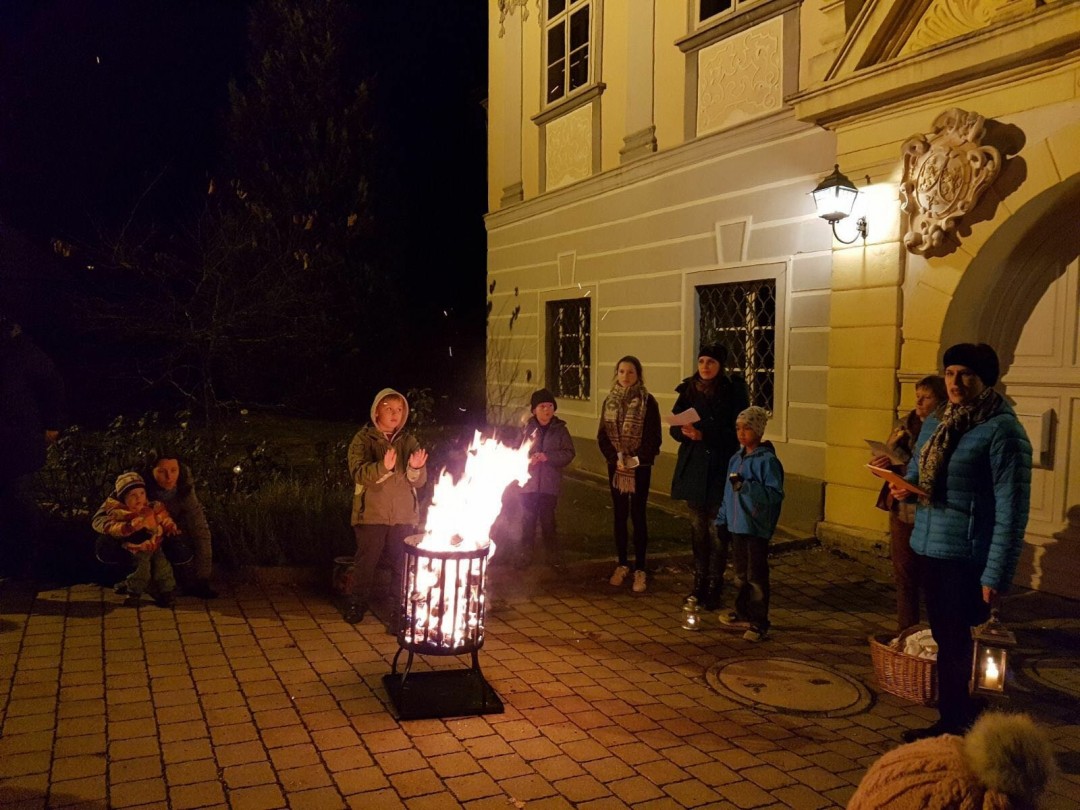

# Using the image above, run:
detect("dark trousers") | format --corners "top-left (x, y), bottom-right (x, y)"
top-left (732, 533), bottom-right (770, 630)
top-left (922, 555), bottom-right (990, 730)
top-left (0, 474), bottom-right (40, 578)
top-left (889, 513), bottom-right (921, 633)
top-left (521, 492), bottom-right (559, 564)
top-left (688, 500), bottom-right (727, 582)
top-left (350, 523), bottom-right (414, 609)
top-left (608, 465), bottom-right (651, 570)
top-left (96, 534), bottom-right (194, 584)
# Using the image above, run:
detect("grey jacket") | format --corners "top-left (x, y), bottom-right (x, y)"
top-left (520, 416), bottom-right (576, 497)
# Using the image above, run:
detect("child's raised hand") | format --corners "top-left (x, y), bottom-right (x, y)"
top-left (409, 449), bottom-right (428, 469)
top-left (383, 447), bottom-right (397, 471)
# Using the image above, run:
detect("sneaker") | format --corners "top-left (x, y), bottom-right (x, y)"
top-left (718, 611), bottom-right (752, 629)
top-left (609, 565), bottom-right (630, 587)
top-left (632, 570), bottom-right (647, 593)
top-left (123, 593), bottom-right (142, 608)
top-left (743, 626), bottom-right (768, 642)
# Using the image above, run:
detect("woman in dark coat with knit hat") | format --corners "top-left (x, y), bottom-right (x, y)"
top-left (891, 343), bottom-right (1032, 742)
top-left (670, 344), bottom-right (750, 609)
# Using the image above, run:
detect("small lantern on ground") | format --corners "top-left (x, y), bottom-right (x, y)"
top-left (970, 610), bottom-right (1017, 695)
top-left (682, 596), bottom-right (702, 631)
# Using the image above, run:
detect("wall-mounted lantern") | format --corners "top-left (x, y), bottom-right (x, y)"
top-left (812, 164), bottom-right (868, 244)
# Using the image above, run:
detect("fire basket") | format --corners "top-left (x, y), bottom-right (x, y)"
top-left (382, 534), bottom-right (504, 720)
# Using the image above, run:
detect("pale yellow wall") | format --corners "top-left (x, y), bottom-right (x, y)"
top-left (654, 6), bottom-right (686, 150)
top-left (600, 2), bottom-right (627, 172)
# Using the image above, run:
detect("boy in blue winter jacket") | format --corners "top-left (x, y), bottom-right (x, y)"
top-left (715, 406), bottom-right (784, 641)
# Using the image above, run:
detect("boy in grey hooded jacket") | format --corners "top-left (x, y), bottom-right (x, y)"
top-left (344, 388), bottom-right (428, 627)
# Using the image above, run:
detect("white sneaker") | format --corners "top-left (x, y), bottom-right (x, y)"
top-left (609, 565), bottom-right (630, 586)
top-left (632, 570), bottom-right (647, 593)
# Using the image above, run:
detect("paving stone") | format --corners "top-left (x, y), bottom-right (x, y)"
top-left (109, 776), bottom-right (167, 808)
top-left (227, 784), bottom-right (286, 810)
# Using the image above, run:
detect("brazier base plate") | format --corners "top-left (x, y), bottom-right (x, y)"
top-left (382, 669), bottom-right (504, 720)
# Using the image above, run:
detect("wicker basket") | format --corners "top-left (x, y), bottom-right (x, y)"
top-left (869, 625), bottom-right (937, 706)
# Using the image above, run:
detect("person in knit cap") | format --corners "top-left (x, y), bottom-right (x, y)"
top-left (670, 343), bottom-right (750, 610)
top-left (889, 342), bottom-right (1031, 742)
top-left (849, 712), bottom-right (1057, 809)
top-left (92, 471), bottom-right (180, 607)
top-left (517, 389), bottom-right (576, 570)
top-left (715, 405), bottom-right (784, 641)
top-left (598, 356), bottom-right (662, 593)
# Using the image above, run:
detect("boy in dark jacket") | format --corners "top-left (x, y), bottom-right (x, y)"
top-left (344, 388), bottom-right (428, 629)
top-left (715, 406), bottom-right (784, 642)
top-left (518, 389), bottom-right (576, 570)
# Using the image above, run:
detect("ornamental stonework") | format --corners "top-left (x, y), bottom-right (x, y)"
top-left (899, 108), bottom-right (1002, 255)
top-left (899, 0), bottom-right (1035, 58)
top-left (546, 104), bottom-right (592, 191)
top-left (696, 16), bottom-right (782, 137)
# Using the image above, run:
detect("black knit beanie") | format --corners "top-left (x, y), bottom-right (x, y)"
top-left (530, 388), bottom-right (557, 412)
top-left (942, 343), bottom-right (999, 387)
top-left (698, 343), bottom-right (725, 365)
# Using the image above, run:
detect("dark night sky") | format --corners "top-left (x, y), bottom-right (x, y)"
top-left (0, 1), bottom-right (489, 420)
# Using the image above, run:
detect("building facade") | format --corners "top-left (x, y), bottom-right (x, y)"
top-left (485, 0), bottom-right (1080, 597)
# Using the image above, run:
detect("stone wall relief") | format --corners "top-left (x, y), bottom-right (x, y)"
top-left (697, 16), bottom-right (783, 137)
top-left (899, 0), bottom-right (1037, 58)
top-left (899, 108), bottom-right (1002, 256)
top-left (546, 104), bottom-right (593, 191)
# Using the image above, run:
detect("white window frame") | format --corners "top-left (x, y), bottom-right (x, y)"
top-left (543, 0), bottom-right (596, 108)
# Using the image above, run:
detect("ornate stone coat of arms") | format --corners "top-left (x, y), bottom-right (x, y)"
top-left (900, 108), bottom-right (1001, 255)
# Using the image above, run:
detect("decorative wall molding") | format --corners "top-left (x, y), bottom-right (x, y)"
top-left (899, 108), bottom-right (1002, 255)
top-left (546, 104), bottom-right (593, 191)
top-left (696, 15), bottom-right (783, 137)
top-left (619, 125), bottom-right (658, 164)
top-left (498, 0), bottom-right (542, 37)
top-left (899, 0), bottom-right (1037, 58)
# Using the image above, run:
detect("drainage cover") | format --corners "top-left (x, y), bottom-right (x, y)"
top-left (706, 657), bottom-right (871, 717)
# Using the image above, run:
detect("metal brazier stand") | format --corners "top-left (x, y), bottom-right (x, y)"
top-left (382, 534), bottom-right (504, 720)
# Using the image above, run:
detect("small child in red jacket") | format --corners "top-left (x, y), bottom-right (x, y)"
top-left (95, 472), bottom-right (179, 607)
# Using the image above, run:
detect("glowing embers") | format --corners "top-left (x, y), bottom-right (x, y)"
top-left (401, 535), bottom-right (488, 654)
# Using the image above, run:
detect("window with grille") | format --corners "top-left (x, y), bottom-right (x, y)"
top-left (546, 298), bottom-right (591, 400)
top-left (697, 280), bottom-right (776, 409)
top-left (545, 0), bottom-right (591, 104)
top-left (699, 0), bottom-right (756, 23)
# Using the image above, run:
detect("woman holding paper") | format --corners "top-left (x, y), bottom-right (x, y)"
top-left (870, 375), bottom-right (945, 633)
top-left (598, 356), bottom-right (662, 593)
top-left (889, 343), bottom-right (1031, 743)
top-left (669, 344), bottom-right (750, 609)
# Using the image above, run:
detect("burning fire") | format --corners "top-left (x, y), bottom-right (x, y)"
top-left (403, 432), bottom-right (532, 649)
top-left (421, 430), bottom-right (532, 553)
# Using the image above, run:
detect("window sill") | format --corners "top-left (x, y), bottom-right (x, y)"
top-left (532, 82), bottom-right (606, 127)
top-left (676, 0), bottom-right (797, 54)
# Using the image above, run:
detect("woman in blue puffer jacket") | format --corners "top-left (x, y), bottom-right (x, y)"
top-left (891, 343), bottom-right (1032, 743)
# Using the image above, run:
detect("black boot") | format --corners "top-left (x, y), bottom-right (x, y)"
top-left (685, 573), bottom-right (706, 604)
top-left (702, 578), bottom-right (722, 611)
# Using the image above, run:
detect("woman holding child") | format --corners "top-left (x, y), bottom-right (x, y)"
top-left (598, 356), bottom-right (662, 593)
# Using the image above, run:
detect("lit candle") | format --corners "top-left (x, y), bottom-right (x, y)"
top-left (983, 656), bottom-right (1000, 689)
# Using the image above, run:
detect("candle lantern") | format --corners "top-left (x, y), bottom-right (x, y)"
top-left (970, 610), bottom-right (1017, 695)
top-left (681, 596), bottom-right (702, 631)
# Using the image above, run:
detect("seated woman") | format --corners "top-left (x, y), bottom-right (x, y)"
top-left (92, 450), bottom-right (216, 599)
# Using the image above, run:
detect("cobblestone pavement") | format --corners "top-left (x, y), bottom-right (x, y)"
top-left (1, 545), bottom-right (1079, 809)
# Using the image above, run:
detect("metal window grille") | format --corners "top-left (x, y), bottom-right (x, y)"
top-left (546, 298), bottom-right (591, 400)
top-left (697, 280), bottom-right (776, 410)
top-left (545, 0), bottom-right (591, 104)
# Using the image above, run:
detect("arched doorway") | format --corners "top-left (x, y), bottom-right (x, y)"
top-left (942, 177), bottom-right (1080, 598)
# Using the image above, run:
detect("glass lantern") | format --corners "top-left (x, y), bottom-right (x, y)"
top-left (970, 611), bottom-right (1017, 695)
top-left (681, 596), bottom-right (702, 631)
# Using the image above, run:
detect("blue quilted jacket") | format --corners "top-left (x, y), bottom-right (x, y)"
top-left (905, 398), bottom-right (1032, 592)
top-left (715, 441), bottom-right (785, 539)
